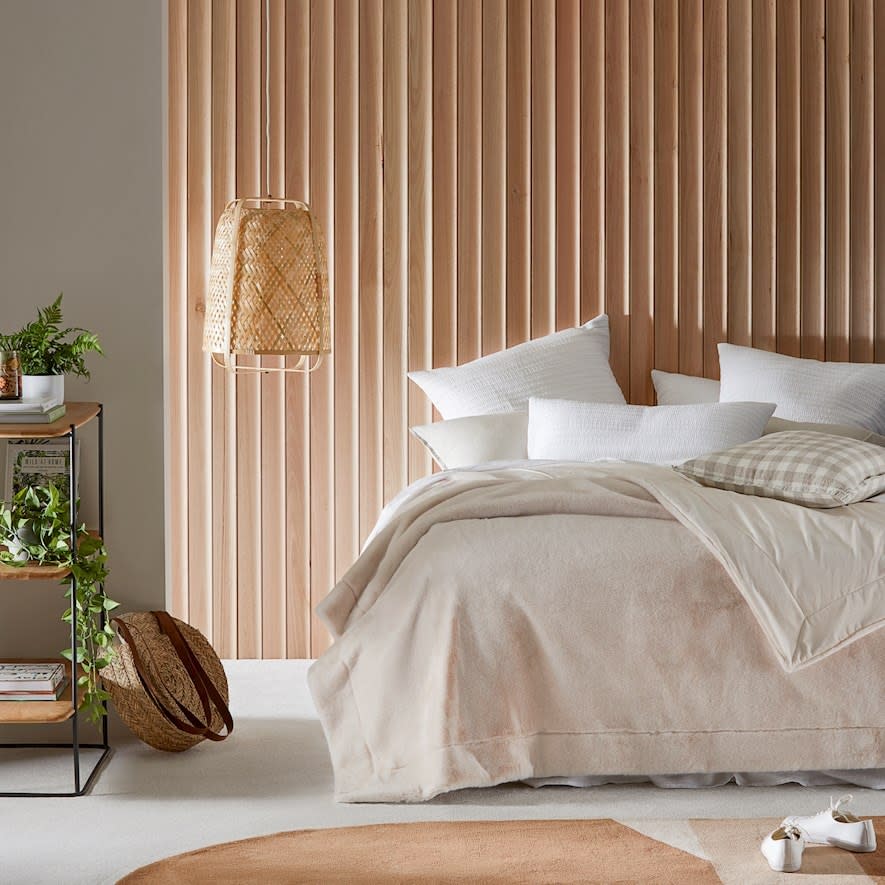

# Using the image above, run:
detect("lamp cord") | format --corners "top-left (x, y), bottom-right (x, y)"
top-left (265, 0), bottom-right (271, 199)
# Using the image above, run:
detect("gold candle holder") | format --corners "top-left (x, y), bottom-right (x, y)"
top-left (0, 351), bottom-right (22, 401)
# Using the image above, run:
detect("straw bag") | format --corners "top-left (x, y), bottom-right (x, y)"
top-left (101, 611), bottom-right (233, 752)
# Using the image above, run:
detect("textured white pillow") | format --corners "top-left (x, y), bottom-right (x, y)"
top-left (408, 315), bottom-right (625, 419)
top-left (652, 369), bottom-right (721, 405)
top-left (652, 369), bottom-right (885, 443)
top-left (410, 413), bottom-right (528, 470)
top-left (718, 344), bottom-right (885, 433)
top-left (527, 398), bottom-right (775, 464)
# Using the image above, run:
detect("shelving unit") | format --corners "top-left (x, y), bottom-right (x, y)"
top-left (0, 402), bottom-right (111, 796)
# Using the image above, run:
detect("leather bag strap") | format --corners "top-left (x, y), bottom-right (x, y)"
top-left (153, 611), bottom-right (233, 740)
top-left (111, 613), bottom-right (233, 742)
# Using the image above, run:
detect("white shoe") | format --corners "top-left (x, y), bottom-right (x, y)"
top-left (761, 823), bottom-right (805, 872)
top-left (783, 794), bottom-right (877, 853)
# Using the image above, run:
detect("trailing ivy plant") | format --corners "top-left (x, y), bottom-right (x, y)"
top-left (0, 294), bottom-right (103, 378)
top-left (0, 483), bottom-right (117, 724)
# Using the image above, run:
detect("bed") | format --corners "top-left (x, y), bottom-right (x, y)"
top-left (308, 460), bottom-right (885, 802)
top-left (308, 319), bottom-right (885, 803)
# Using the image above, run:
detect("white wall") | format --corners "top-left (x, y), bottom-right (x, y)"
top-left (0, 0), bottom-right (164, 667)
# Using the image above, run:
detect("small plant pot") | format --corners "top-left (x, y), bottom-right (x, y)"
top-left (21, 374), bottom-right (64, 404)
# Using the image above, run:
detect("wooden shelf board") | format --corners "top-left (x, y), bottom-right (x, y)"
top-left (0, 561), bottom-right (71, 581)
top-left (0, 402), bottom-right (100, 439)
top-left (0, 659), bottom-right (81, 724)
top-left (0, 530), bottom-right (100, 582)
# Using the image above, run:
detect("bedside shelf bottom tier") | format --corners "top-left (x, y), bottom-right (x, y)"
top-left (0, 659), bottom-right (83, 723)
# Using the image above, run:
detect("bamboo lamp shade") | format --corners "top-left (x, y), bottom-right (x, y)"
top-left (202, 198), bottom-right (331, 366)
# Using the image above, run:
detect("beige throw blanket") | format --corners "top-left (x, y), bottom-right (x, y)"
top-left (310, 463), bottom-right (885, 801)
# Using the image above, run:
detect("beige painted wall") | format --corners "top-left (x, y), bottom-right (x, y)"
top-left (0, 0), bottom-right (164, 680)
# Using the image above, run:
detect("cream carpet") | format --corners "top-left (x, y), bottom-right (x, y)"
top-left (1, 660), bottom-right (884, 885)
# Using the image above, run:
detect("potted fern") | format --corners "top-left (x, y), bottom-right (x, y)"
top-left (0, 294), bottom-right (103, 403)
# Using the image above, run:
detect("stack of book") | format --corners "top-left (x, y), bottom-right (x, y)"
top-left (0, 662), bottom-right (69, 701)
top-left (0, 397), bottom-right (66, 424)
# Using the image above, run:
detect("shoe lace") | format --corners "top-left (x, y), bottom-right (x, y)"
top-left (781, 793), bottom-right (854, 829)
top-left (825, 794), bottom-right (853, 818)
top-left (781, 823), bottom-right (803, 841)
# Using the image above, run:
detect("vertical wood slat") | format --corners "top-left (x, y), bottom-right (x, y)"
top-left (168, 0), bottom-right (188, 626)
top-left (850, 0), bottom-right (875, 362)
top-left (171, 0), bottom-right (885, 661)
top-left (727, 0), bottom-right (752, 346)
top-left (333, 0), bottom-right (359, 578)
top-left (555, 0), bottom-right (580, 331)
top-left (505, 0), bottom-right (530, 346)
top-left (580, 0), bottom-right (605, 324)
top-left (261, 0), bottom-right (287, 659)
top-left (605, 0), bottom-right (630, 396)
top-left (457, 0), bottom-right (482, 361)
top-left (358, 0), bottom-right (383, 543)
top-left (751, 0), bottom-right (775, 351)
top-left (284, 0), bottom-right (311, 659)
top-left (211, 0), bottom-right (237, 658)
top-left (382, 0), bottom-right (408, 504)
top-left (654, 0), bottom-right (679, 377)
top-left (703, 0), bottom-right (727, 376)
top-left (433, 1), bottom-right (458, 371)
top-left (309, 0), bottom-right (335, 656)
top-left (531, 0), bottom-right (555, 340)
top-left (776, 0), bottom-right (801, 357)
top-left (235, 0), bottom-right (262, 658)
top-left (800, 0), bottom-right (826, 360)
top-left (481, 0), bottom-right (506, 353)
top-left (826, 0), bottom-right (850, 361)
top-left (186, 0), bottom-right (212, 640)
top-left (678, 0), bottom-right (703, 376)
top-left (407, 0), bottom-right (433, 477)
top-left (629, 0), bottom-right (654, 405)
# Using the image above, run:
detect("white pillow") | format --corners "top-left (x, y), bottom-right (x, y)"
top-left (718, 343), bottom-right (885, 434)
top-left (652, 369), bottom-right (720, 405)
top-left (410, 413), bottom-right (528, 470)
top-left (527, 398), bottom-right (775, 464)
top-left (407, 315), bottom-right (625, 419)
top-left (652, 369), bottom-right (885, 443)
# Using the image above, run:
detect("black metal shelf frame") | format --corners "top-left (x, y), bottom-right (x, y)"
top-left (0, 404), bottom-right (112, 797)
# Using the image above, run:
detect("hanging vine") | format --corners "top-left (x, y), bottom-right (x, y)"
top-left (0, 483), bottom-right (118, 723)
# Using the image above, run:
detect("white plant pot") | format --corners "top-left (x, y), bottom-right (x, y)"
top-left (21, 374), bottom-right (64, 404)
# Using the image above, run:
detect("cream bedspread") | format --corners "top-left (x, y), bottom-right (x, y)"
top-left (309, 463), bottom-right (885, 802)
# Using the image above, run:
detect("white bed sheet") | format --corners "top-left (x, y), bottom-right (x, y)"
top-left (526, 771), bottom-right (885, 789)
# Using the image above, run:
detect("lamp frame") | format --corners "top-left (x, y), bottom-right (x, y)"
top-left (210, 196), bottom-right (328, 375)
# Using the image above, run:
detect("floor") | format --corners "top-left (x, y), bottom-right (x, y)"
top-left (2, 660), bottom-right (884, 885)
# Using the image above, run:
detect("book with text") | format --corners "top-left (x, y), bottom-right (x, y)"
top-left (0, 662), bottom-right (65, 692)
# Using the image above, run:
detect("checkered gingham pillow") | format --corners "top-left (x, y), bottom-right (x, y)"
top-left (675, 430), bottom-right (885, 508)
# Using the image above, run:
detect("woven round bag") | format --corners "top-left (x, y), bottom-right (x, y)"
top-left (100, 611), bottom-right (233, 752)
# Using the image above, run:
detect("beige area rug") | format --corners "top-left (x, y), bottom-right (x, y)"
top-left (119, 817), bottom-right (885, 884)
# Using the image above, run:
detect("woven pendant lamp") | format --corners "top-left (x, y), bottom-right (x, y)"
top-left (202, 197), bottom-right (331, 372)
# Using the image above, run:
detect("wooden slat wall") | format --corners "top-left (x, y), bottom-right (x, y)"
top-left (167, 0), bottom-right (885, 658)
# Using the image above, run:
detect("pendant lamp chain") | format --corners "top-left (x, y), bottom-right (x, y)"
top-left (265, 0), bottom-right (272, 200)
top-left (202, 0), bottom-right (331, 373)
